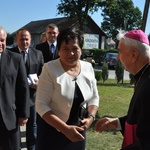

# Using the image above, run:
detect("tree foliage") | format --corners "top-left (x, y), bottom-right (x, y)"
top-left (6, 33), bottom-right (14, 45)
top-left (115, 61), bottom-right (124, 84)
top-left (100, 0), bottom-right (142, 39)
top-left (57, 0), bottom-right (102, 29)
top-left (94, 70), bottom-right (102, 81)
top-left (101, 62), bottom-right (108, 83)
top-left (57, 0), bottom-right (142, 40)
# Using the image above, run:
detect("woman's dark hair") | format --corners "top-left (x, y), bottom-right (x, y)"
top-left (57, 27), bottom-right (84, 50)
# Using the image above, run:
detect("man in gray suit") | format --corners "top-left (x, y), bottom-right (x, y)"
top-left (0, 26), bottom-right (30, 150)
top-left (10, 29), bottom-right (44, 150)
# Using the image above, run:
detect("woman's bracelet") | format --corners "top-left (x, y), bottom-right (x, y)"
top-left (88, 114), bottom-right (95, 121)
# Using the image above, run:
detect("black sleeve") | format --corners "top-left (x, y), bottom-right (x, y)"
top-left (119, 116), bottom-right (127, 135)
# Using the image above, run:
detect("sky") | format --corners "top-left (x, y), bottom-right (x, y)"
top-left (0, 0), bottom-right (149, 35)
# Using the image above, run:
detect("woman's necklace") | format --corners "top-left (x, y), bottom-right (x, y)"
top-left (134, 63), bottom-right (150, 90)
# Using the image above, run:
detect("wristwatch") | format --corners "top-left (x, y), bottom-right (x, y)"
top-left (88, 114), bottom-right (95, 121)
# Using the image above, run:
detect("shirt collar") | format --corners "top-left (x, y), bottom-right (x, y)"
top-left (47, 41), bottom-right (56, 47)
top-left (134, 63), bottom-right (149, 82)
top-left (18, 47), bottom-right (29, 53)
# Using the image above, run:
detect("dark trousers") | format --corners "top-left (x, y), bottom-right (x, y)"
top-left (26, 105), bottom-right (37, 150)
top-left (0, 113), bottom-right (21, 150)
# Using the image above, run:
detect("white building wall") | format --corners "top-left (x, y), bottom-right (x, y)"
top-left (101, 36), bottom-right (105, 49)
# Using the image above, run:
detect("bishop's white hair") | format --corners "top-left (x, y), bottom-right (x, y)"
top-left (116, 29), bottom-right (127, 40)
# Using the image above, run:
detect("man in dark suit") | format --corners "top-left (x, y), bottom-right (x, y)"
top-left (10, 29), bottom-right (44, 150)
top-left (0, 27), bottom-right (30, 150)
top-left (36, 23), bottom-right (59, 62)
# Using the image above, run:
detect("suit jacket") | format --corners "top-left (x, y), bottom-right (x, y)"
top-left (36, 41), bottom-right (58, 63)
top-left (0, 49), bottom-right (30, 130)
top-left (10, 47), bottom-right (44, 106)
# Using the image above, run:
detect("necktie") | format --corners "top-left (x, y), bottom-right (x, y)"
top-left (21, 51), bottom-right (29, 73)
top-left (21, 51), bottom-right (27, 63)
top-left (51, 44), bottom-right (55, 54)
top-left (21, 51), bottom-right (25, 62)
top-left (51, 44), bottom-right (55, 59)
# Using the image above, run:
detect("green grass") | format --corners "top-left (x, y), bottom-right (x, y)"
top-left (86, 79), bottom-right (134, 150)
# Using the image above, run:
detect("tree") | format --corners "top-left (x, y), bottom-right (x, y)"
top-left (6, 33), bottom-right (14, 46)
top-left (100, 0), bottom-right (142, 40)
top-left (57, 0), bottom-right (102, 30)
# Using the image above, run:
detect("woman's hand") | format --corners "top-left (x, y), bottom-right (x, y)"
top-left (62, 125), bottom-right (85, 142)
top-left (79, 117), bottom-right (94, 130)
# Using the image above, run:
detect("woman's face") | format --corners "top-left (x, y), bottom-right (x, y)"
top-left (58, 39), bottom-right (82, 67)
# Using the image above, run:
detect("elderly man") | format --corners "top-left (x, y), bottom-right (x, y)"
top-left (95, 29), bottom-right (150, 149)
top-left (0, 26), bottom-right (30, 150)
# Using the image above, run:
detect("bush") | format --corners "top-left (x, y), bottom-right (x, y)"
top-left (115, 61), bottom-right (124, 83)
top-left (101, 62), bottom-right (108, 83)
top-left (94, 70), bottom-right (102, 81)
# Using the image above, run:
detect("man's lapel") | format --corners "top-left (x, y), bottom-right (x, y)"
top-left (0, 50), bottom-right (10, 86)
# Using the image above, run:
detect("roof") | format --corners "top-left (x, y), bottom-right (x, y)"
top-left (13, 16), bottom-right (108, 37)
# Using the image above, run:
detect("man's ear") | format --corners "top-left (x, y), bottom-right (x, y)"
top-left (131, 49), bottom-right (139, 63)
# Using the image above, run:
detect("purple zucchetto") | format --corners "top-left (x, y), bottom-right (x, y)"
top-left (125, 29), bottom-right (149, 45)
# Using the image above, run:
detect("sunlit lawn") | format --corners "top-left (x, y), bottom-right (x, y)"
top-left (86, 79), bottom-right (134, 150)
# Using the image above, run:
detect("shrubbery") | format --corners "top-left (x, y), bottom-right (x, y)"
top-left (115, 61), bottom-right (124, 83)
top-left (94, 70), bottom-right (102, 81)
top-left (101, 62), bottom-right (108, 83)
